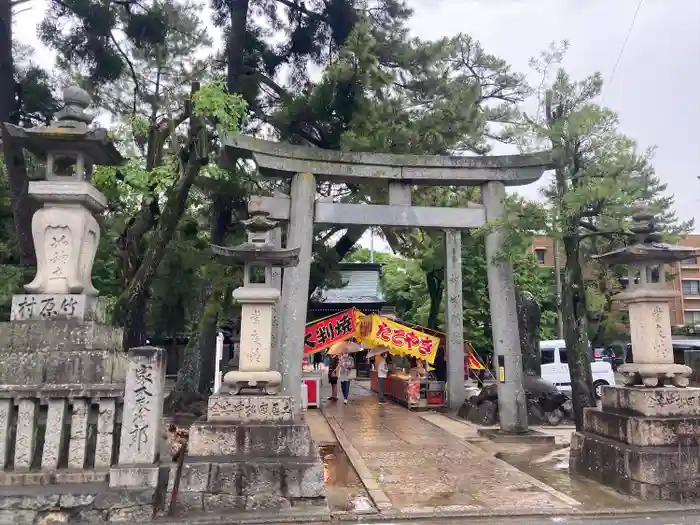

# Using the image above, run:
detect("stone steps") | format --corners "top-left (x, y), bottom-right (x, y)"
top-left (571, 386), bottom-right (700, 502)
top-left (188, 422), bottom-right (314, 458)
top-left (169, 457), bottom-right (326, 513)
top-left (585, 407), bottom-right (700, 447)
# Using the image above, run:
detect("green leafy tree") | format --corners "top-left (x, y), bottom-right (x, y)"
top-left (41, 0), bottom-right (249, 351)
top-left (514, 43), bottom-right (691, 429)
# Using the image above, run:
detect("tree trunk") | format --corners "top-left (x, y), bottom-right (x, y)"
top-left (171, 0), bottom-right (250, 393)
top-left (227, 0), bottom-right (250, 93)
top-left (0, 0), bottom-right (35, 271)
top-left (120, 84), bottom-right (203, 350)
top-left (517, 290), bottom-right (541, 376)
top-left (426, 269), bottom-right (443, 330)
top-left (123, 293), bottom-right (149, 349)
top-left (189, 196), bottom-right (234, 393)
top-left (562, 231), bottom-right (595, 431)
top-left (174, 281), bottom-right (209, 393)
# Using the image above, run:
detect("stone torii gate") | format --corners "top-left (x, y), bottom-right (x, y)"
top-left (220, 135), bottom-right (554, 432)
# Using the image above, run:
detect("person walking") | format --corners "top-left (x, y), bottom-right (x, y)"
top-left (313, 351), bottom-right (323, 371)
top-left (328, 354), bottom-right (340, 401)
top-left (376, 351), bottom-right (389, 405)
top-left (338, 352), bottom-right (355, 404)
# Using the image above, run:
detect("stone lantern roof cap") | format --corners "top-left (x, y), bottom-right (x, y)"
top-left (1, 85), bottom-right (123, 166)
top-left (211, 211), bottom-right (300, 267)
top-left (596, 205), bottom-right (700, 265)
top-left (595, 242), bottom-right (700, 266)
top-left (210, 243), bottom-right (300, 267)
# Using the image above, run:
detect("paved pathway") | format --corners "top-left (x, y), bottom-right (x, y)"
top-left (321, 381), bottom-right (578, 513)
top-left (296, 515), bottom-right (700, 525)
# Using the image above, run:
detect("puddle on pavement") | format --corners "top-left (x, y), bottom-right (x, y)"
top-left (319, 444), bottom-right (374, 513)
top-left (499, 447), bottom-right (640, 509)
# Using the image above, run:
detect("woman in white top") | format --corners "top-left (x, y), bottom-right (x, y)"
top-left (338, 353), bottom-right (355, 404)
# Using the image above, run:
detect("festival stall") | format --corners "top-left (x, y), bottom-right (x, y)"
top-left (302, 308), bottom-right (358, 407)
top-left (357, 314), bottom-right (447, 409)
top-left (300, 308), bottom-right (486, 409)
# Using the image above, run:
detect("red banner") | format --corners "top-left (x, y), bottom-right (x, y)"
top-left (304, 309), bottom-right (357, 355)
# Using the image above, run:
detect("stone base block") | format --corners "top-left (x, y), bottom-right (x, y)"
top-left (570, 431), bottom-right (700, 500)
top-left (602, 386), bottom-right (700, 417)
top-left (0, 485), bottom-right (155, 525)
top-left (476, 428), bottom-right (555, 445)
top-left (11, 294), bottom-right (103, 322)
top-left (207, 394), bottom-right (294, 423)
top-left (618, 363), bottom-right (692, 388)
top-left (584, 407), bottom-right (700, 447)
top-left (222, 370), bottom-right (282, 395)
top-left (109, 465), bottom-right (162, 489)
top-left (0, 321), bottom-right (126, 384)
top-left (171, 456), bottom-right (327, 512)
top-left (188, 421), bottom-right (313, 457)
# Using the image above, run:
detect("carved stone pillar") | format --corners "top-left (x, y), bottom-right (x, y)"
top-left (279, 173), bottom-right (316, 412)
top-left (482, 181), bottom-right (528, 434)
top-left (445, 229), bottom-right (466, 409)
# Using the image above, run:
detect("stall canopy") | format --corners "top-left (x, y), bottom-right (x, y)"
top-left (302, 309), bottom-right (486, 371)
top-left (370, 317), bottom-right (486, 371)
top-left (356, 314), bottom-right (440, 365)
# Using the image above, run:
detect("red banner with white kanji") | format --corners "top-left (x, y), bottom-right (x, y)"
top-left (304, 309), bottom-right (357, 355)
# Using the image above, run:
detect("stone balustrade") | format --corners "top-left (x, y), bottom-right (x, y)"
top-left (0, 346), bottom-right (167, 491)
top-left (0, 384), bottom-right (123, 485)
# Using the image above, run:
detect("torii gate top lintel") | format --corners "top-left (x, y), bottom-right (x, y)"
top-left (221, 134), bottom-right (554, 187)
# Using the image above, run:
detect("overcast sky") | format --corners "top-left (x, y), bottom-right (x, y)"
top-left (13, 0), bottom-right (700, 249)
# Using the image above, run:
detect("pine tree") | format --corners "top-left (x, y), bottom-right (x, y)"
top-left (516, 44), bottom-right (691, 429)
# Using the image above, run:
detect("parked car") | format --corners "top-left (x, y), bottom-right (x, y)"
top-left (540, 339), bottom-right (616, 399)
top-left (592, 347), bottom-right (617, 371)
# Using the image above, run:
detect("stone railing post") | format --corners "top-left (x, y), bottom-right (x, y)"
top-left (110, 346), bottom-right (166, 488)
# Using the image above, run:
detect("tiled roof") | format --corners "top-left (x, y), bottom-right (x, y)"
top-left (314, 263), bottom-right (385, 304)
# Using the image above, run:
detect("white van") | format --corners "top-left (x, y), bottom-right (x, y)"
top-left (540, 339), bottom-right (616, 399)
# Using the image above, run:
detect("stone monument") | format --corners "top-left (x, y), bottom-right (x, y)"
top-left (0, 85), bottom-right (126, 384)
top-left (570, 208), bottom-right (700, 500)
top-left (172, 211), bottom-right (327, 514)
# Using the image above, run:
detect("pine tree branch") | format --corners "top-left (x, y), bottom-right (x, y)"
top-left (578, 220), bottom-right (620, 241)
top-left (273, 0), bottom-right (327, 23)
top-left (108, 30), bottom-right (140, 114)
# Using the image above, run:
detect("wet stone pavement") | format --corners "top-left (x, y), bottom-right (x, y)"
top-left (321, 382), bottom-right (576, 513)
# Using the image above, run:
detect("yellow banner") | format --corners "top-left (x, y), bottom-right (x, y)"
top-left (357, 314), bottom-right (440, 364)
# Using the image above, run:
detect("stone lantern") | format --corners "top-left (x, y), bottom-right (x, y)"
top-left (180, 212), bottom-right (326, 512)
top-left (3, 85), bottom-right (123, 321)
top-left (210, 210), bottom-right (300, 394)
top-left (0, 86), bottom-right (126, 386)
top-left (596, 207), bottom-right (699, 388)
top-left (570, 207), bottom-right (700, 501)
